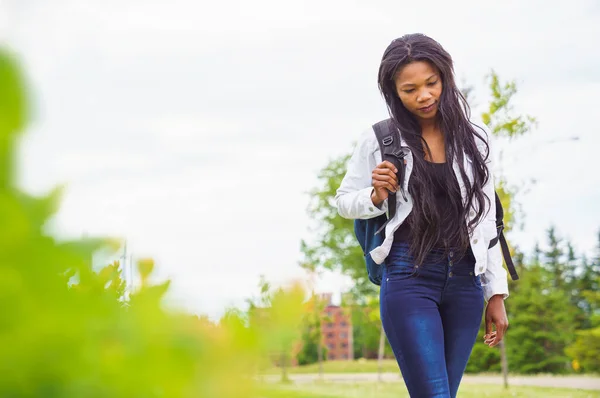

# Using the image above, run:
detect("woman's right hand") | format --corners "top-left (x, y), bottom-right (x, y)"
top-left (371, 160), bottom-right (399, 206)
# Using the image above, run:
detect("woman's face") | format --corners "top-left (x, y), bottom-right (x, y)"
top-left (394, 60), bottom-right (442, 122)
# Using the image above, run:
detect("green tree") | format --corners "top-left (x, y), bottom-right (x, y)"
top-left (299, 144), bottom-right (385, 363)
top-left (565, 230), bottom-right (600, 373)
top-left (504, 229), bottom-right (578, 374)
top-left (296, 292), bottom-right (329, 371)
top-left (577, 231), bottom-right (600, 328)
top-left (349, 303), bottom-right (384, 359)
top-left (542, 226), bottom-right (578, 290)
top-left (565, 324), bottom-right (600, 373)
top-left (296, 325), bottom-right (321, 366)
top-left (247, 276), bottom-right (306, 382)
top-left (300, 154), bottom-right (374, 298)
top-left (566, 275), bottom-right (600, 373)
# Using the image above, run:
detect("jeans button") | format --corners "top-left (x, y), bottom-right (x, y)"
top-left (449, 261), bottom-right (453, 267)
top-left (449, 251), bottom-right (454, 258)
top-left (449, 272), bottom-right (453, 277)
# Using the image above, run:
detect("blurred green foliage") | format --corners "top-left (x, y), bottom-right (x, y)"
top-left (0, 49), bottom-right (307, 397)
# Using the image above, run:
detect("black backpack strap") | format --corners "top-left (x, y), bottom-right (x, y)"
top-left (488, 191), bottom-right (519, 281)
top-left (488, 192), bottom-right (503, 248)
top-left (499, 231), bottom-right (519, 281)
top-left (372, 119), bottom-right (407, 235)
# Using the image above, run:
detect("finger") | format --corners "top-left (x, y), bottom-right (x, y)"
top-left (373, 168), bottom-right (399, 184)
top-left (490, 322), bottom-right (507, 347)
top-left (484, 330), bottom-right (496, 341)
top-left (373, 166), bottom-right (399, 181)
top-left (372, 174), bottom-right (399, 191)
top-left (484, 317), bottom-right (493, 339)
top-left (371, 175), bottom-right (398, 188)
top-left (372, 180), bottom-right (397, 193)
top-left (484, 331), bottom-right (496, 345)
top-left (387, 169), bottom-right (399, 185)
top-left (377, 161), bottom-right (398, 173)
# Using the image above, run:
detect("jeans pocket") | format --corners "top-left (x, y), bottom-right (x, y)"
top-left (386, 264), bottom-right (419, 282)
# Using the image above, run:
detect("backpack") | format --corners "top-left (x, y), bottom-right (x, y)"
top-left (353, 118), bottom-right (519, 286)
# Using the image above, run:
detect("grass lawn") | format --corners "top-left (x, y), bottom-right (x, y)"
top-left (259, 382), bottom-right (600, 398)
top-left (264, 359), bottom-right (598, 380)
top-left (263, 359), bottom-right (401, 374)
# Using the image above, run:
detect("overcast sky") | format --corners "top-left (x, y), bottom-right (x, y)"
top-left (2, 0), bottom-right (599, 319)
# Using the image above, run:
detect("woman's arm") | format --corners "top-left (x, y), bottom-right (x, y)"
top-left (474, 121), bottom-right (510, 347)
top-left (335, 130), bottom-right (388, 220)
top-left (479, 127), bottom-right (510, 302)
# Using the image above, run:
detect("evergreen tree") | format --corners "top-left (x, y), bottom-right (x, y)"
top-left (505, 229), bottom-right (578, 374)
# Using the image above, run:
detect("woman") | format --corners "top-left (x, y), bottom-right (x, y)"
top-left (335, 33), bottom-right (510, 397)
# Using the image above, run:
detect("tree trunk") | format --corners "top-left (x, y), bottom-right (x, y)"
top-left (378, 326), bottom-right (386, 382)
top-left (280, 351), bottom-right (289, 383)
top-left (500, 339), bottom-right (509, 389)
top-left (317, 337), bottom-right (324, 381)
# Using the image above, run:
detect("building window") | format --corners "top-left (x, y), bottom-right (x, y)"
top-left (341, 342), bottom-right (348, 348)
top-left (340, 332), bottom-right (347, 338)
top-left (330, 354), bottom-right (336, 360)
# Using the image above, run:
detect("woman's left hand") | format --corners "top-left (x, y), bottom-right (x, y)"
top-left (484, 295), bottom-right (508, 347)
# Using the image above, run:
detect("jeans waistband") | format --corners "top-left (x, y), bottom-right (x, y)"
top-left (389, 240), bottom-right (475, 267)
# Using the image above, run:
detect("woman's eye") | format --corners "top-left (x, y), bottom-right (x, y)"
top-left (403, 89), bottom-right (415, 94)
top-left (428, 81), bottom-right (438, 86)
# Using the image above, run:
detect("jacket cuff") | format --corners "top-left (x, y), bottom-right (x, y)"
top-left (358, 187), bottom-right (388, 219)
top-left (483, 282), bottom-right (509, 302)
top-left (482, 241), bottom-right (510, 302)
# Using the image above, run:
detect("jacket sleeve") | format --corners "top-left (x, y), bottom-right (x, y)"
top-left (476, 123), bottom-right (510, 302)
top-left (335, 129), bottom-right (388, 220)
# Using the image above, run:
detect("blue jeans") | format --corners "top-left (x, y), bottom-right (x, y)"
top-left (380, 241), bottom-right (484, 398)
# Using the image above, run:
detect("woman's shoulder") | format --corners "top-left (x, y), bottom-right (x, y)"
top-left (354, 125), bottom-right (381, 154)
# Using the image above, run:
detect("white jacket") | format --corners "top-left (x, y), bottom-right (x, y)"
top-left (335, 120), bottom-right (509, 302)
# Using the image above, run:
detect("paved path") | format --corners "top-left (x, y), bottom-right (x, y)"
top-left (263, 373), bottom-right (600, 390)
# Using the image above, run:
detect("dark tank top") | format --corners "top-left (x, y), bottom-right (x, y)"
top-left (393, 161), bottom-right (466, 249)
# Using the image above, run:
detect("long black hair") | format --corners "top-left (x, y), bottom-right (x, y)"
top-left (377, 33), bottom-right (491, 264)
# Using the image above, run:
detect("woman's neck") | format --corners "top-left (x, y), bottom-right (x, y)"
top-left (420, 123), bottom-right (442, 140)
top-left (419, 118), bottom-right (440, 136)
top-left (419, 119), bottom-right (445, 162)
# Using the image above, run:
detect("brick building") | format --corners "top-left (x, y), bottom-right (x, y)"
top-left (319, 293), bottom-right (353, 361)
